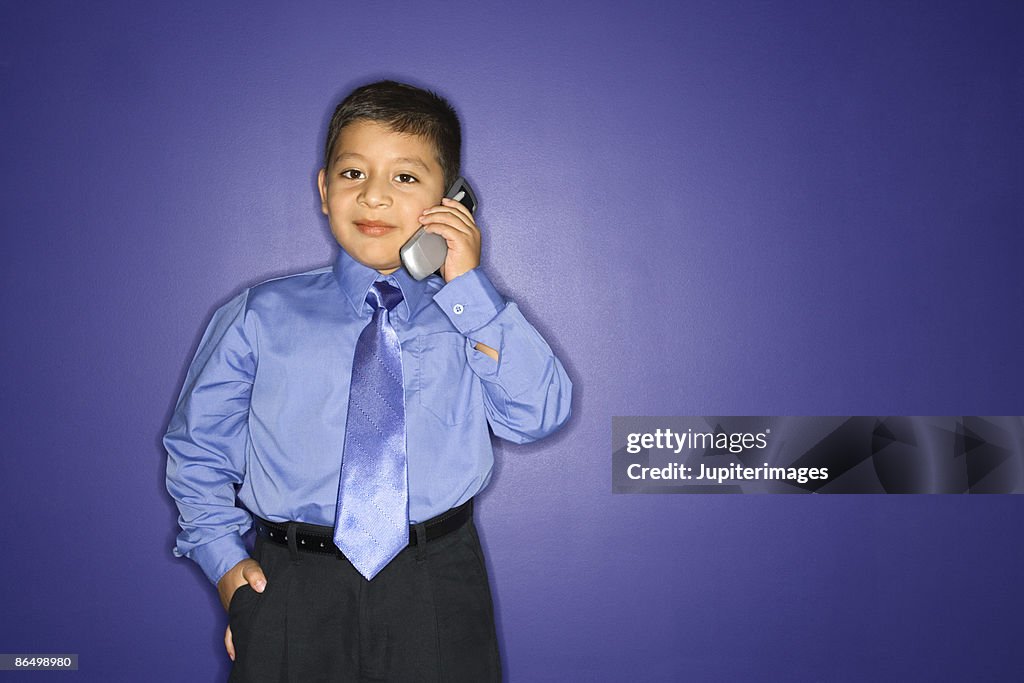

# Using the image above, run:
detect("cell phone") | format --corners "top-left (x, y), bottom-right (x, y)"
top-left (400, 177), bottom-right (478, 280)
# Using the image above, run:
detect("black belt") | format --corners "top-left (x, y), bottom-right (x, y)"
top-left (254, 498), bottom-right (473, 557)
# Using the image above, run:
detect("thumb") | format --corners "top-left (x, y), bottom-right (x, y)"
top-left (243, 563), bottom-right (268, 593)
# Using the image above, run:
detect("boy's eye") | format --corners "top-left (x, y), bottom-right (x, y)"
top-left (395, 173), bottom-right (418, 184)
top-left (339, 169), bottom-right (364, 180)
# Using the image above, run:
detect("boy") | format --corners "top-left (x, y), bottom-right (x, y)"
top-left (164, 80), bottom-right (572, 681)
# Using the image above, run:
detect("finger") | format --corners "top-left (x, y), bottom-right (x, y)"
top-left (243, 563), bottom-right (268, 593)
top-left (418, 212), bottom-right (476, 238)
top-left (419, 207), bottom-right (472, 230)
top-left (420, 204), bottom-right (477, 232)
top-left (440, 196), bottom-right (474, 222)
top-left (422, 221), bottom-right (480, 249)
top-left (225, 625), bottom-right (235, 661)
top-left (420, 197), bottom-right (473, 220)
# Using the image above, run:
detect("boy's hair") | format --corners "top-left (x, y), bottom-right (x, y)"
top-left (324, 80), bottom-right (461, 189)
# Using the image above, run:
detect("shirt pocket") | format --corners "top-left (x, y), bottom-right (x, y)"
top-left (414, 332), bottom-right (478, 426)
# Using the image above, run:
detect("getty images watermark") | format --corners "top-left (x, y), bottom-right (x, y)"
top-left (613, 416), bottom-right (1024, 494)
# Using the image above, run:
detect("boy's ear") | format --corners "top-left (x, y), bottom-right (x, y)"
top-left (317, 168), bottom-right (329, 215)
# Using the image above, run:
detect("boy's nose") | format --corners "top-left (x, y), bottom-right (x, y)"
top-left (358, 177), bottom-right (391, 208)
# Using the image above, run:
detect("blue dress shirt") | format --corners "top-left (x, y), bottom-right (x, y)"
top-left (164, 248), bottom-right (572, 584)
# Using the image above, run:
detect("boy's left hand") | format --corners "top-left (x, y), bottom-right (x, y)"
top-left (419, 197), bottom-right (481, 283)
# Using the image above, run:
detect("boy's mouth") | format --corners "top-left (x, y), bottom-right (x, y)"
top-left (354, 220), bottom-right (398, 237)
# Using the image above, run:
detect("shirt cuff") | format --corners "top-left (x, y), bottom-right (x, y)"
top-left (188, 533), bottom-right (251, 585)
top-left (432, 268), bottom-right (505, 335)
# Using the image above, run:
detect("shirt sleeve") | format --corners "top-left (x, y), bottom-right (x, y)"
top-left (432, 268), bottom-right (572, 443)
top-left (164, 290), bottom-right (256, 585)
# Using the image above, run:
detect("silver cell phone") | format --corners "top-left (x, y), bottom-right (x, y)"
top-left (400, 177), bottom-right (478, 280)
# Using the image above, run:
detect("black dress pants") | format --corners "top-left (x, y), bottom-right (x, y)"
top-left (227, 517), bottom-right (501, 682)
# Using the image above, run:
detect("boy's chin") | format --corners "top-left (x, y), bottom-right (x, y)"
top-left (346, 249), bottom-right (403, 275)
top-left (337, 235), bottom-right (411, 275)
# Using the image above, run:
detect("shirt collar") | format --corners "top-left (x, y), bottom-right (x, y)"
top-left (332, 248), bottom-right (430, 321)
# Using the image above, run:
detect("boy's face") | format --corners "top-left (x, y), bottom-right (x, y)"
top-left (318, 120), bottom-right (445, 274)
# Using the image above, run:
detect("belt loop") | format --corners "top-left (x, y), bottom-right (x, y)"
top-left (414, 522), bottom-right (427, 561)
top-left (287, 522), bottom-right (300, 563)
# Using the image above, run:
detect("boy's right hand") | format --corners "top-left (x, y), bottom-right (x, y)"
top-left (218, 558), bottom-right (266, 661)
top-left (217, 558), bottom-right (267, 611)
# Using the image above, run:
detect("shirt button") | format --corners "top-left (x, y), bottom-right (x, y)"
top-left (453, 304), bottom-right (465, 315)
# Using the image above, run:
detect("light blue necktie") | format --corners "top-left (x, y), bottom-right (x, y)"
top-left (334, 280), bottom-right (408, 580)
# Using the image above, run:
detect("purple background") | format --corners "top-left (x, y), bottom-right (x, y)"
top-left (2, 1), bottom-right (1022, 680)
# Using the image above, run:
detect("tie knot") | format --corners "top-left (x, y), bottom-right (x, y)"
top-left (367, 280), bottom-right (403, 312)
